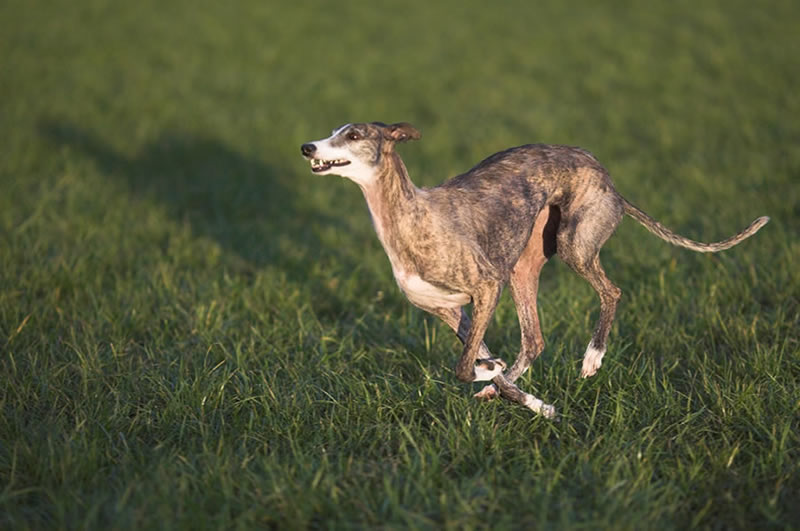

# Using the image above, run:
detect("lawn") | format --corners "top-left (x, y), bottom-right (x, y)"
top-left (1, 0), bottom-right (798, 528)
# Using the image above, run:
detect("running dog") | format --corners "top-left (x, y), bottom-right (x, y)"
top-left (300, 122), bottom-right (768, 418)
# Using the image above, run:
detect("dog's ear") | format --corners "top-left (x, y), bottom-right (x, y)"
top-left (383, 122), bottom-right (421, 143)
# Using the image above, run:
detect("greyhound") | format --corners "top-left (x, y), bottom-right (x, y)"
top-left (300, 122), bottom-right (768, 418)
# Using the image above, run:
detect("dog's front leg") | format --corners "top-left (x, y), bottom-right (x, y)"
top-left (458, 287), bottom-right (555, 417)
top-left (430, 304), bottom-right (556, 418)
top-left (430, 305), bottom-right (505, 381)
top-left (455, 282), bottom-right (504, 382)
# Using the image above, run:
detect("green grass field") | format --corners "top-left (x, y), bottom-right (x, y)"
top-left (2, 0), bottom-right (799, 528)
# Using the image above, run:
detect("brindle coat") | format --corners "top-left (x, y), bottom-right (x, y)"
top-left (301, 122), bottom-right (768, 417)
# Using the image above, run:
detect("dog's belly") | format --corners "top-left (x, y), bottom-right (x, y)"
top-left (394, 270), bottom-right (470, 309)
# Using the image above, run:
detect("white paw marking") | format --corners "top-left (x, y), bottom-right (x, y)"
top-left (580, 343), bottom-right (606, 378)
top-left (473, 384), bottom-right (498, 400)
top-left (523, 394), bottom-right (557, 419)
top-left (473, 358), bottom-right (506, 381)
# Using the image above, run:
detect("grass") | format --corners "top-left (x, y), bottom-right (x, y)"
top-left (1, 0), bottom-right (799, 528)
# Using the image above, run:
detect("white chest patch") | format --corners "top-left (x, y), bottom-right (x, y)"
top-left (394, 271), bottom-right (470, 309)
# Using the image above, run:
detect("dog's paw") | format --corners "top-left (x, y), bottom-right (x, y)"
top-left (580, 359), bottom-right (601, 378)
top-left (580, 344), bottom-right (606, 378)
top-left (524, 395), bottom-right (557, 419)
top-left (473, 358), bottom-right (506, 381)
top-left (473, 384), bottom-right (499, 400)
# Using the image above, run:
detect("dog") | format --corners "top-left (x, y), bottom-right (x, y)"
top-left (300, 122), bottom-right (768, 418)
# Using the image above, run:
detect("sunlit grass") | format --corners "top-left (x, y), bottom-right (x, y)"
top-left (1, 0), bottom-right (798, 528)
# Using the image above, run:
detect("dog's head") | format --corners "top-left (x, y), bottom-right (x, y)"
top-left (300, 122), bottom-right (420, 185)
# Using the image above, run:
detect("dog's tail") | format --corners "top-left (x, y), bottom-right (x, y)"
top-left (623, 199), bottom-right (769, 253)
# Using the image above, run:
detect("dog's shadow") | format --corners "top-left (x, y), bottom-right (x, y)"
top-left (38, 118), bottom-right (362, 316)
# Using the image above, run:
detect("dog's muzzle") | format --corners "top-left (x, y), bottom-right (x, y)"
top-left (300, 142), bottom-right (351, 173)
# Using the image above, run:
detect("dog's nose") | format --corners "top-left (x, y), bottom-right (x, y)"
top-left (301, 143), bottom-right (316, 157)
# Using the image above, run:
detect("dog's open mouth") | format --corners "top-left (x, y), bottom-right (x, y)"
top-left (310, 158), bottom-right (351, 173)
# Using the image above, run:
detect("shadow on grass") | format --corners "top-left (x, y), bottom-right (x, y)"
top-left (37, 118), bottom-right (363, 316)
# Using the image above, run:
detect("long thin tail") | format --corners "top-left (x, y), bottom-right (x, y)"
top-left (623, 199), bottom-right (769, 253)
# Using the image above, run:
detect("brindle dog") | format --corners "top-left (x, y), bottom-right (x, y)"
top-left (300, 122), bottom-right (768, 418)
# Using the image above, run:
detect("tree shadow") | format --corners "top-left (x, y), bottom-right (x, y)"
top-left (38, 118), bottom-right (360, 315)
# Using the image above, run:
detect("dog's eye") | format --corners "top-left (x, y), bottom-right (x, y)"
top-left (347, 131), bottom-right (361, 141)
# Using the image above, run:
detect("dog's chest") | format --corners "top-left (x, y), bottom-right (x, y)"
top-left (365, 190), bottom-right (470, 309)
top-left (393, 268), bottom-right (470, 309)
top-left (377, 222), bottom-right (471, 309)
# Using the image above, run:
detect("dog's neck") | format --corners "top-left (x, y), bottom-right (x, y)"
top-left (358, 150), bottom-right (418, 248)
top-left (364, 150), bottom-right (416, 197)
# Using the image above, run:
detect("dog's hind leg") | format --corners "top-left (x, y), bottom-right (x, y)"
top-left (472, 264), bottom-right (546, 400)
top-left (558, 193), bottom-right (623, 378)
top-left (506, 207), bottom-right (556, 382)
top-left (575, 255), bottom-right (621, 377)
top-left (475, 206), bottom-right (556, 399)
